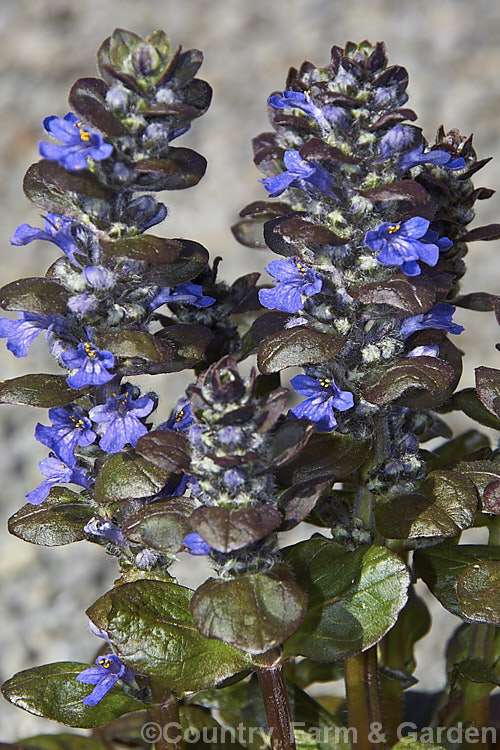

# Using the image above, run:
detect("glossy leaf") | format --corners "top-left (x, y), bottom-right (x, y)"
top-left (360, 179), bottom-right (428, 205)
top-left (189, 506), bottom-right (282, 552)
top-left (375, 470), bottom-right (478, 540)
top-left (143, 239), bottom-right (209, 286)
top-left (8, 487), bottom-right (93, 547)
top-left (135, 429), bottom-right (191, 473)
top-left (87, 580), bottom-right (255, 690)
top-left (1, 662), bottom-right (146, 728)
top-left (101, 235), bottom-right (182, 265)
top-left (348, 276), bottom-right (436, 316)
top-left (14, 736), bottom-right (106, 750)
top-left (122, 497), bottom-right (196, 553)
top-left (0, 278), bottom-right (69, 314)
top-left (464, 223), bottom-right (500, 241)
top-left (232, 201), bottom-right (290, 249)
top-left (277, 432), bottom-right (370, 486)
top-left (475, 366), bottom-right (500, 417)
top-left (93, 450), bottom-right (169, 504)
top-left (456, 560), bottom-right (500, 625)
top-left (414, 542), bottom-right (500, 619)
top-left (24, 161), bottom-right (112, 204)
top-left (283, 539), bottom-right (409, 661)
top-left (362, 356), bottom-right (455, 406)
top-left (280, 476), bottom-right (335, 530)
top-left (257, 327), bottom-right (346, 373)
top-left (439, 388), bottom-right (500, 431)
top-left (191, 567), bottom-right (307, 654)
top-left (134, 148), bottom-right (207, 190)
top-left (272, 419), bottom-right (315, 468)
top-left (264, 216), bottom-right (346, 257)
top-left (0, 374), bottom-right (88, 408)
top-left (69, 77), bottom-right (125, 136)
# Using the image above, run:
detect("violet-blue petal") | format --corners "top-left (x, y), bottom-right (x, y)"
top-left (62, 343), bottom-right (115, 388)
top-left (184, 532), bottom-right (211, 555)
top-left (0, 312), bottom-right (55, 357)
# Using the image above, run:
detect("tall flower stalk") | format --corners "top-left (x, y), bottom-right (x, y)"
top-left (1, 31), bottom-right (499, 750)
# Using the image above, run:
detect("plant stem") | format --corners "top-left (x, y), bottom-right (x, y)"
top-left (149, 681), bottom-right (184, 750)
top-left (463, 623), bottom-right (495, 749)
top-left (256, 652), bottom-right (296, 750)
top-left (345, 646), bottom-right (386, 750)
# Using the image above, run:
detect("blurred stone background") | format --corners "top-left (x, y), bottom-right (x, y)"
top-left (0, 0), bottom-right (499, 739)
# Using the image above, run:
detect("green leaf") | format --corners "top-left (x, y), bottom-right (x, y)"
top-left (362, 356), bottom-right (456, 406)
top-left (96, 325), bottom-right (213, 374)
top-left (24, 161), bottom-right (112, 215)
top-left (191, 567), bottom-right (307, 654)
top-left (392, 743), bottom-right (446, 750)
top-left (455, 658), bottom-right (500, 686)
top-left (456, 560), bottom-right (500, 625)
top-left (8, 487), bottom-right (93, 546)
top-left (375, 470), bottom-right (478, 540)
top-left (190, 506), bottom-right (282, 552)
top-left (283, 539), bottom-right (409, 661)
top-left (122, 497), bottom-right (196, 553)
top-left (438, 388), bottom-right (500, 431)
top-left (87, 580), bottom-right (256, 691)
top-left (414, 542), bottom-right (500, 618)
top-left (454, 457), bottom-right (500, 497)
top-left (93, 450), bottom-right (169, 504)
top-left (1, 662), bottom-right (146, 728)
top-left (101, 235), bottom-right (182, 265)
top-left (257, 327), bottom-right (346, 373)
top-left (428, 430), bottom-right (490, 470)
top-left (0, 374), bottom-right (88, 407)
top-left (289, 659), bottom-right (344, 688)
top-left (277, 432), bottom-right (370, 486)
top-left (16, 735), bottom-right (106, 750)
top-left (0, 278), bottom-right (69, 313)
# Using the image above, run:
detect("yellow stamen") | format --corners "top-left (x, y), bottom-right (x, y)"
top-left (296, 261), bottom-right (307, 277)
top-left (319, 378), bottom-right (331, 388)
top-left (388, 223), bottom-right (401, 234)
top-left (98, 658), bottom-right (111, 669)
top-left (175, 409), bottom-right (184, 422)
top-left (84, 343), bottom-right (96, 357)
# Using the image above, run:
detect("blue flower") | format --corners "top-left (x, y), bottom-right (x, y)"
top-left (407, 344), bottom-right (440, 358)
top-left (35, 406), bottom-right (96, 466)
top-left (376, 125), bottom-right (416, 162)
top-left (27, 455), bottom-right (92, 505)
top-left (290, 374), bottom-right (354, 431)
top-left (268, 90), bottom-right (330, 131)
top-left (259, 258), bottom-right (323, 313)
top-left (61, 343), bottom-right (115, 388)
top-left (260, 150), bottom-right (336, 198)
top-left (153, 473), bottom-right (190, 501)
top-left (84, 514), bottom-right (127, 546)
top-left (184, 532), bottom-right (211, 556)
top-left (88, 387), bottom-right (155, 454)
top-left (0, 312), bottom-right (56, 357)
top-left (76, 654), bottom-right (134, 706)
top-left (149, 283), bottom-right (215, 311)
top-left (10, 213), bottom-right (82, 265)
top-left (399, 142), bottom-right (466, 172)
top-left (400, 303), bottom-right (464, 338)
top-left (39, 113), bottom-right (113, 171)
top-left (83, 266), bottom-right (116, 291)
top-left (158, 398), bottom-right (194, 432)
top-left (364, 217), bottom-right (451, 276)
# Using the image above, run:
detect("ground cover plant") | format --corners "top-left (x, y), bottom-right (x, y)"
top-left (0, 28), bottom-right (499, 750)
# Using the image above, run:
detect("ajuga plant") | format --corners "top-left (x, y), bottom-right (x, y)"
top-left (0, 29), bottom-right (499, 750)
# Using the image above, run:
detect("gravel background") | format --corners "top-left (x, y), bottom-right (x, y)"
top-left (0, 0), bottom-right (499, 740)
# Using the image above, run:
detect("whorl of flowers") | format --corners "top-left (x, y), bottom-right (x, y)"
top-left (235, 40), bottom-right (492, 497)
